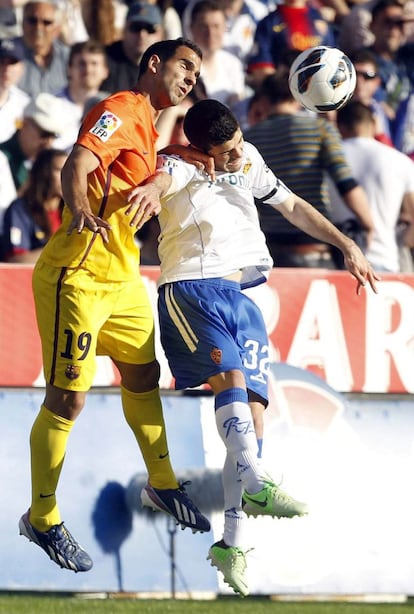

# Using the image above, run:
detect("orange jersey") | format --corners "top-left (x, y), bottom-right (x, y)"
top-left (39, 91), bottom-right (159, 281)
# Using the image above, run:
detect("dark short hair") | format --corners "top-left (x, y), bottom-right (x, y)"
top-left (336, 100), bottom-right (375, 128)
top-left (371, 0), bottom-right (404, 21)
top-left (183, 99), bottom-right (239, 151)
top-left (138, 37), bottom-right (202, 78)
top-left (190, 0), bottom-right (223, 24)
top-left (68, 39), bottom-right (108, 67)
top-left (257, 73), bottom-right (293, 105)
top-left (349, 48), bottom-right (379, 70)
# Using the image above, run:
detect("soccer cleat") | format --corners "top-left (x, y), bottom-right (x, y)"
top-left (19, 510), bottom-right (93, 572)
top-left (242, 479), bottom-right (308, 518)
top-left (140, 482), bottom-right (211, 533)
top-left (207, 540), bottom-right (250, 597)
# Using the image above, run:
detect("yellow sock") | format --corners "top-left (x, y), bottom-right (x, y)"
top-left (121, 385), bottom-right (178, 490)
top-left (29, 404), bottom-right (73, 532)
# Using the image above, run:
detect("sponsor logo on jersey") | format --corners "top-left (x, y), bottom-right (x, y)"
top-left (89, 112), bottom-right (122, 142)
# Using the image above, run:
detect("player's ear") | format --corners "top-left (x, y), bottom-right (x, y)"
top-left (148, 54), bottom-right (161, 74)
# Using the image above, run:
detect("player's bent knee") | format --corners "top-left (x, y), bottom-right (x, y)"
top-left (117, 359), bottom-right (160, 392)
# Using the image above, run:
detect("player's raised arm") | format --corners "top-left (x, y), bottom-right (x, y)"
top-left (278, 194), bottom-right (381, 294)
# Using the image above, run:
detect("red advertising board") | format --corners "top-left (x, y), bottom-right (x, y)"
top-left (1, 264), bottom-right (413, 392)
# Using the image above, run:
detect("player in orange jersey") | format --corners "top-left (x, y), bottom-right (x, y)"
top-left (19, 38), bottom-right (212, 573)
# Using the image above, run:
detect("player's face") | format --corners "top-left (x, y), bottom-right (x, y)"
top-left (208, 129), bottom-right (244, 172)
top-left (157, 46), bottom-right (201, 108)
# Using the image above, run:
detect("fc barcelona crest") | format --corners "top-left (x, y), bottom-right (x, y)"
top-left (65, 364), bottom-right (81, 380)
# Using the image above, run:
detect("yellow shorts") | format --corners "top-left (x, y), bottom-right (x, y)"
top-left (32, 261), bottom-right (156, 391)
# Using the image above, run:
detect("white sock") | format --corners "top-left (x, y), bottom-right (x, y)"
top-left (215, 388), bottom-right (263, 494)
top-left (222, 453), bottom-right (245, 547)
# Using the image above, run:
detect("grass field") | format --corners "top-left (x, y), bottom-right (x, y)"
top-left (2, 595), bottom-right (414, 614)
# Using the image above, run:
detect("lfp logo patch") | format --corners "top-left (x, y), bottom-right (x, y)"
top-left (89, 112), bottom-right (122, 142)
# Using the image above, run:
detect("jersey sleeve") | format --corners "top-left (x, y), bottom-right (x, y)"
top-left (156, 154), bottom-right (198, 194)
top-left (246, 142), bottom-right (292, 206)
top-left (77, 95), bottom-right (136, 168)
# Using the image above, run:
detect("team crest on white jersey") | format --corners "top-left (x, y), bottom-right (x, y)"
top-left (242, 160), bottom-right (252, 174)
top-left (89, 111), bottom-right (122, 142)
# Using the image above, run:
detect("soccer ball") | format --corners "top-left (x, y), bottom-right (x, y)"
top-left (288, 46), bottom-right (356, 113)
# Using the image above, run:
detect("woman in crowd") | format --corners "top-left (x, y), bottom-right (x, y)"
top-left (3, 148), bottom-right (67, 263)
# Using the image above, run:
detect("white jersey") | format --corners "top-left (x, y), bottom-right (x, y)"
top-left (328, 136), bottom-right (414, 272)
top-left (156, 141), bottom-right (291, 288)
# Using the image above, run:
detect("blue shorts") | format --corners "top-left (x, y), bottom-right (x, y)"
top-left (158, 279), bottom-right (270, 402)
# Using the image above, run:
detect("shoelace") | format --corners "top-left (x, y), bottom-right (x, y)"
top-left (229, 547), bottom-right (254, 571)
top-left (177, 481), bottom-right (199, 510)
top-left (51, 524), bottom-right (78, 556)
top-left (263, 479), bottom-right (294, 505)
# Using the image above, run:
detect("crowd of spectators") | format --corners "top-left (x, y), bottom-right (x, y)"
top-left (0, 0), bottom-right (414, 270)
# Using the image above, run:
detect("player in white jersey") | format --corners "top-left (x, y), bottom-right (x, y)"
top-left (126, 99), bottom-right (379, 597)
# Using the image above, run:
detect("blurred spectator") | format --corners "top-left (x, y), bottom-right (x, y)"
top-left (81, 0), bottom-right (119, 45)
top-left (244, 74), bottom-right (374, 268)
top-left (101, 1), bottom-right (164, 93)
top-left (349, 48), bottom-right (393, 145)
top-left (2, 147), bottom-right (67, 263)
top-left (183, 0), bottom-right (268, 64)
top-left (363, 0), bottom-right (413, 118)
top-left (246, 0), bottom-right (336, 90)
top-left (54, 39), bottom-right (110, 149)
top-left (0, 150), bottom-right (17, 260)
top-left (0, 92), bottom-right (68, 190)
top-left (147, 0), bottom-right (183, 38)
top-left (337, 0), bottom-right (376, 55)
top-left (0, 0), bottom-right (27, 39)
top-left (189, 0), bottom-right (247, 110)
top-left (331, 100), bottom-right (414, 272)
top-left (17, 0), bottom-right (70, 99)
top-left (56, 0), bottom-right (89, 46)
top-left (393, 90), bottom-right (414, 159)
top-left (0, 37), bottom-right (30, 143)
top-left (338, 0), bottom-right (414, 56)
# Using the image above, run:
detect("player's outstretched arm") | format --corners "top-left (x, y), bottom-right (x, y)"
top-left (278, 194), bottom-right (381, 294)
top-left (62, 145), bottom-right (112, 243)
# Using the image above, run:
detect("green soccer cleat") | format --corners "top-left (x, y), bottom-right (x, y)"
top-left (242, 479), bottom-right (308, 518)
top-left (207, 540), bottom-right (250, 598)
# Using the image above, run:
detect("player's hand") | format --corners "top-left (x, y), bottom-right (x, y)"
top-left (160, 144), bottom-right (215, 181)
top-left (126, 184), bottom-right (161, 229)
top-left (67, 208), bottom-right (112, 243)
top-left (343, 242), bottom-right (381, 295)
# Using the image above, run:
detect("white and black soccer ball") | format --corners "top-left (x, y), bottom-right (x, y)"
top-left (288, 46), bottom-right (356, 113)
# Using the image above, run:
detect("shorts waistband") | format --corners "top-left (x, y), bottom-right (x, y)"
top-left (166, 277), bottom-right (241, 291)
